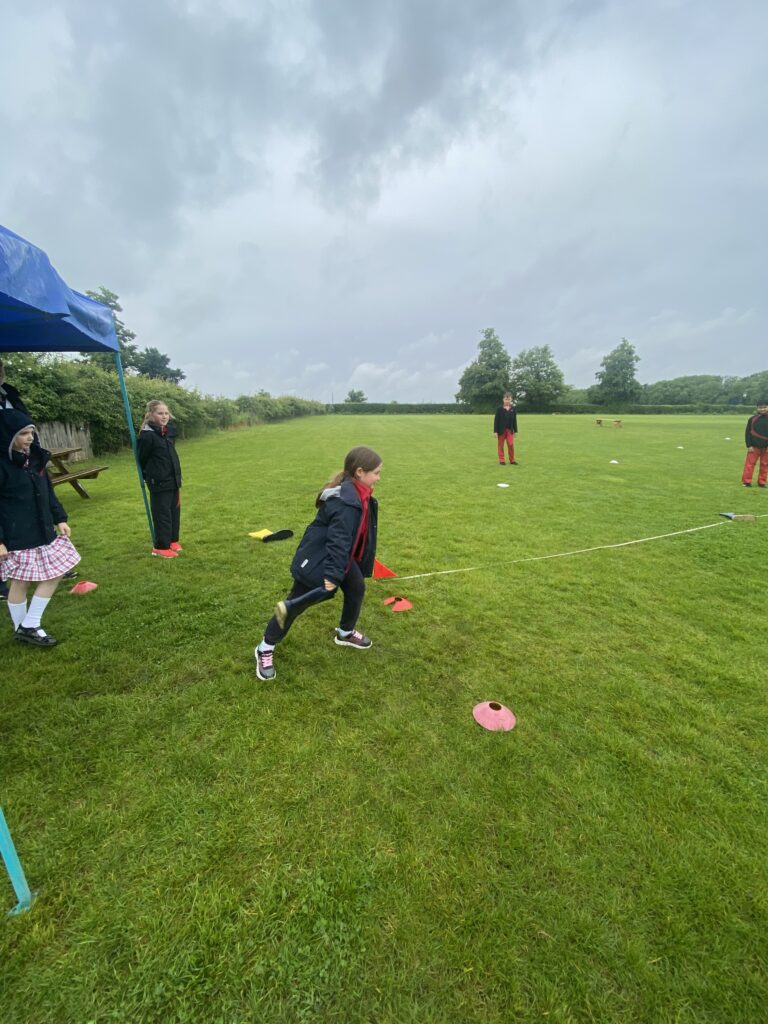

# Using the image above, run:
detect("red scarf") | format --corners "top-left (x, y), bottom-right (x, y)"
top-left (351, 479), bottom-right (372, 561)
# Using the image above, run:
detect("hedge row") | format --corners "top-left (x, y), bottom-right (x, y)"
top-left (328, 402), bottom-right (473, 415)
top-left (5, 356), bottom-right (325, 454)
top-left (4, 356), bottom-right (756, 456)
top-left (330, 402), bottom-right (756, 416)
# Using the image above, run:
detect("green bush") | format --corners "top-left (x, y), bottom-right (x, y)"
top-left (2, 354), bottom-right (325, 453)
top-left (236, 392), bottom-right (325, 424)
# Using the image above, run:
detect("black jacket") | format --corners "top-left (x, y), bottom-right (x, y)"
top-left (0, 409), bottom-right (67, 552)
top-left (137, 422), bottom-right (182, 491)
top-left (0, 382), bottom-right (30, 415)
top-left (290, 478), bottom-right (378, 587)
top-left (494, 405), bottom-right (518, 433)
top-left (745, 412), bottom-right (768, 448)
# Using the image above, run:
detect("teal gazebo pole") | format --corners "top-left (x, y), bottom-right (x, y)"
top-left (0, 808), bottom-right (35, 916)
top-left (114, 352), bottom-right (155, 545)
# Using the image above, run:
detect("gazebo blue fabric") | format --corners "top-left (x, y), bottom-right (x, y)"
top-left (0, 222), bottom-right (154, 543)
top-left (0, 224), bottom-right (118, 352)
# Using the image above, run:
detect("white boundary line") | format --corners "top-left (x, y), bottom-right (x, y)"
top-left (384, 515), bottom-right (767, 583)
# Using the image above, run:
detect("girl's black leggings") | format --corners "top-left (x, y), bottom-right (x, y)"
top-left (264, 560), bottom-right (366, 645)
top-left (149, 488), bottom-right (180, 549)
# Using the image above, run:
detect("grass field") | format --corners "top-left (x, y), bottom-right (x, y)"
top-left (1, 414), bottom-right (766, 1024)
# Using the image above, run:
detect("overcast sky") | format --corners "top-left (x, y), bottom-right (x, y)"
top-left (2, 0), bottom-right (766, 401)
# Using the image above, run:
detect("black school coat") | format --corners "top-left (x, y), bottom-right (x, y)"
top-left (0, 409), bottom-right (67, 551)
top-left (745, 412), bottom-right (768, 448)
top-left (494, 405), bottom-right (518, 434)
top-left (290, 478), bottom-right (378, 587)
top-left (137, 422), bottom-right (182, 491)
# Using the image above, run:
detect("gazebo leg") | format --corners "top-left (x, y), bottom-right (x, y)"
top-left (0, 807), bottom-right (36, 915)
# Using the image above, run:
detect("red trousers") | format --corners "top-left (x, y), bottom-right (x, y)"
top-left (742, 447), bottom-right (768, 486)
top-left (497, 430), bottom-right (515, 463)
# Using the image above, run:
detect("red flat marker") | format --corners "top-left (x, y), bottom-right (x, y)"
top-left (70, 581), bottom-right (98, 594)
top-left (392, 599), bottom-right (412, 612)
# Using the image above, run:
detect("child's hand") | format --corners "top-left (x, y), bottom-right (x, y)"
top-left (56, 522), bottom-right (71, 538)
top-left (323, 579), bottom-right (336, 591)
top-left (0, 543), bottom-right (8, 561)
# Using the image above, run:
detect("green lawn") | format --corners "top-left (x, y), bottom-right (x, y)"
top-left (1, 414), bottom-right (766, 1023)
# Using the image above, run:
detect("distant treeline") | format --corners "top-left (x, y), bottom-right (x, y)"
top-left (331, 402), bottom-right (755, 416)
top-left (570, 371), bottom-right (768, 408)
top-left (4, 354), bottom-right (761, 456)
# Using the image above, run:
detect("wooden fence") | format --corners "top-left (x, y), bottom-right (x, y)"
top-left (36, 423), bottom-right (93, 461)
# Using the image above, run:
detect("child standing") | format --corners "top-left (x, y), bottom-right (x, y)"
top-left (493, 392), bottom-right (518, 465)
top-left (255, 446), bottom-right (382, 681)
top-left (137, 401), bottom-right (183, 557)
top-left (742, 399), bottom-right (768, 488)
top-left (0, 410), bottom-right (80, 647)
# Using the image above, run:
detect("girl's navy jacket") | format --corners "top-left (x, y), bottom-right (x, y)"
top-left (137, 422), bottom-right (182, 491)
top-left (0, 409), bottom-right (68, 551)
top-left (291, 478), bottom-right (378, 587)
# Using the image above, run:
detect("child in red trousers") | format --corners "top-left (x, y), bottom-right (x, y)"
top-left (742, 399), bottom-right (768, 488)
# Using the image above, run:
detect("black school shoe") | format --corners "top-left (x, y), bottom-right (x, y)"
top-left (15, 625), bottom-right (58, 647)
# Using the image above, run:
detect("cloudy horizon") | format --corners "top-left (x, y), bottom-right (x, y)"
top-left (2, 0), bottom-right (766, 402)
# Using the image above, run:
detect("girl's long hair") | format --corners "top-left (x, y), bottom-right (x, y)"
top-left (141, 400), bottom-right (173, 429)
top-left (316, 446), bottom-right (381, 506)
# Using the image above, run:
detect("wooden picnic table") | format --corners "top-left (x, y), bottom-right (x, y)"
top-left (47, 447), bottom-right (109, 499)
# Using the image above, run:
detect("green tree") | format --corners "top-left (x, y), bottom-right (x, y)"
top-left (738, 371), bottom-right (768, 406)
top-left (84, 287), bottom-right (140, 371)
top-left (345, 389), bottom-right (367, 403)
top-left (642, 375), bottom-right (729, 405)
top-left (133, 346), bottom-right (185, 384)
top-left (509, 345), bottom-right (566, 408)
top-left (587, 339), bottom-right (642, 406)
top-left (455, 328), bottom-right (512, 408)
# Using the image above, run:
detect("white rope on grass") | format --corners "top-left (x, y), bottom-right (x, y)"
top-left (385, 515), bottom-right (767, 584)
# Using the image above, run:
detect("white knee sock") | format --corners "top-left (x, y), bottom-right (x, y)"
top-left (8, 601), bottom-right (27, 629)
top-left (21, 595), bottom-right (51, 630)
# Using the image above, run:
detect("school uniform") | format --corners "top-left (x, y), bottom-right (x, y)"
top-left (264, 478), bottom-right (378, 645)
top-left (742, 411), bottom-right (768, 487)
top-left (494, 404), bottom-right (518, 464)
top-left (0, 410), bottom-right (80, 582)
top-left (137, 421), bottom-right (183, 549)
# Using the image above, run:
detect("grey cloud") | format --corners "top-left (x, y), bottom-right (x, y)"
top-left (1, 0), bottom-right (766, 401)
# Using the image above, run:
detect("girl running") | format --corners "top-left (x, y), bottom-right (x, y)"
top-left (255, 446), bottom-right (382, 681)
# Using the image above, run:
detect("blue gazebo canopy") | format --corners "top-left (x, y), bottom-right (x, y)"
top-left (0, 222), bottom-right (154, 541)
top-left (0, 224), bottom-right (118, 353)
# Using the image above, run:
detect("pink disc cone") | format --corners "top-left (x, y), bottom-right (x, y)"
top-left (472, 701), bottom-right (516, 731)
top-left (69, 581), bottom-right (98, 594)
